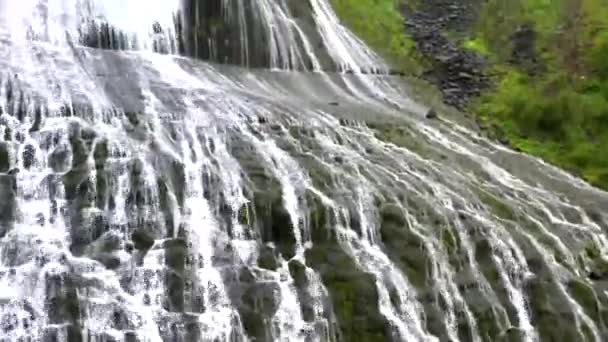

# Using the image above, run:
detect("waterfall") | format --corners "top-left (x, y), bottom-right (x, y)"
top-left (0, 1), bottom-right (607, 341)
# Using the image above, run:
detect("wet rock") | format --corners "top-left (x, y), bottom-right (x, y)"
top-left (84, 232), bottom-right (122, 269)
top-left (257, 244), bottom-right (279, 271)
top-left (242, 282), bottom-right (282, 317)
top-left (237, 203), bottom-right (250, 226)
top-left (305, 243), bottom-right (390, 342)
top-left (124, 111), bottom-right (141, 127)
top-left (44, 273), bottom-right (81, 330)
top-left (252, 188), bottom-right (297, 260)
top-left (425, 108), bottom-right (438, 119)
top-left (379, 203), bottom-right (432, 288)
top-left (124, 331), bottom-right (138, 342)
top-left (48, 144), bottom-right (70, 172)
top-left (164, 269), bottom-right (185, 312)
top-left (269, 124), bottom-right (283, 132)
top-left (288, 259), bottom-right (308, 288)
top-left (0, 175), bottom-right (16, 236)
top-left (22, 144), bottom-right (36, 169)
top-left (131, 228), bottom-right (155, 252)
top-left (306, 191), bottom-right (335, 244)
top-left (163, 238), bottom-right (188, 273)
top-left (403, 0), bottom-right (490, 109)
top-left (498, 327), bottom-right (528, 342)
top-left (240, 310), bottom-right (269, 341)
top-left (0, 142), bottom-right (10, 172)
top-left (288, 259), bottom-right (319, 322)
top-left (588, 257), bottom-right (608, 280)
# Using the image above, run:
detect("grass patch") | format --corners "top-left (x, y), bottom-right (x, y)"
top-left (330, 0), bottom-right (424, 73)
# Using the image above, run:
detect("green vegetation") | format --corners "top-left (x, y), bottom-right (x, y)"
top-left (334, 0), bottom-right (608, 190)
top-left (471, 0), bottom-right (608, 189)
top-left (330, 0), bottom-right (423, 73)
top-left (304, 191), bottom-right (391, 342)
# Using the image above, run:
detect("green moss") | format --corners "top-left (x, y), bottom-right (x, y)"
top-left (378, 203), bottom-right (431, 289)
top-left (367, 122), bottom-right (434, 157)
top-left (567, 279), bottom-right (600, 321)
top-left (474, 188), bottom-right (516, 221)
top-left (229, 135), bottom-right (297, 259)
top-left (305, 244), bottom-right (390, 342)
top-left (462, 37), bottom-right (491, 57)
top-left (525, 277), bottom-right (586, 341)
top-left (306, 191), bottom-right (337, 244)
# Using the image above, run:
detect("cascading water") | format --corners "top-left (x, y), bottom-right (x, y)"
top-left (0, 1), bottom-right (607, 342)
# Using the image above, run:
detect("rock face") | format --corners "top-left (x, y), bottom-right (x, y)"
top-left (403, 0), bottom-right (490, 109)
top-left (179, 0), bottom-right (337, 70)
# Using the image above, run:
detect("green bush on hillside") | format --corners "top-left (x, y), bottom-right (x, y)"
top-left (470, 0), bottom-right (608, 189)
top-left (331, 0), bottom-right (608, 189)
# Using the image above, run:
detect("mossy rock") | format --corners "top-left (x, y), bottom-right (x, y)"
top-left (236, 278), bottom-right (283, 341)
top-left (257, 244), bottom-right (279, 271)
top-left (588, 255), bottom-right (608, 281)
top-left (287, 258), bottom-right (318, 322)
top-left (62, 168), bottom-right (90, 202)
top-left (288, 259), bottom-right (308, 288)
top-left (163, 269), bottom-right (185, 312)
top-left (68, 126), bottom-right (91, 168)
top-left (470, 305), bottom-right (509, 342)
top-left (22, 144), bottom-right (35, 169)
top-left (0, 175), bottom-right (16, 235)
top-left (49, 144), bottom-right (70, 172)
top-left (156, 178), bottom-right (177, 236)
top-left (93, 139), bottom-right (110, 208)
top-left (229, 135), bottom-right (297, 259)
top-left (567, 279), bottom-right (600, 321)
top-left (305, 191), bottom-right (336, 244)
top-left (475, 189), bottom-right (516, 221)
top-left (44, 273), bottom-right (81, 326)
top-left (525, 277), bottom-right (585, 341)
top-left (241, 282), bottom-right (282, 318)
top-left (305, 244), bottom-right (390, 342)
top-left (93, 139), bottom-right (109, 170)
top-left (496, 326), bottom-right (528, 342)
top-left (131, 228), bottom-right (155, 252)
top-left (237, 203), bottom-right (251, 226)
top-left (163, 238), bottom-right (188, 273)
top-left (240, 310), bottom-right (270, 341)
top-left (378, 203), bottom-right (431, 289)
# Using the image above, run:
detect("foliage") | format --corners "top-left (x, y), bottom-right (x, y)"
top-left (331, 0), bottom-right (608, 189)
top-left (462, 37), bottom-right (491, 57)
top-left (472, 0), bottom-right (608, 189)
top-left (330, 0), bottom-right (423, 73)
